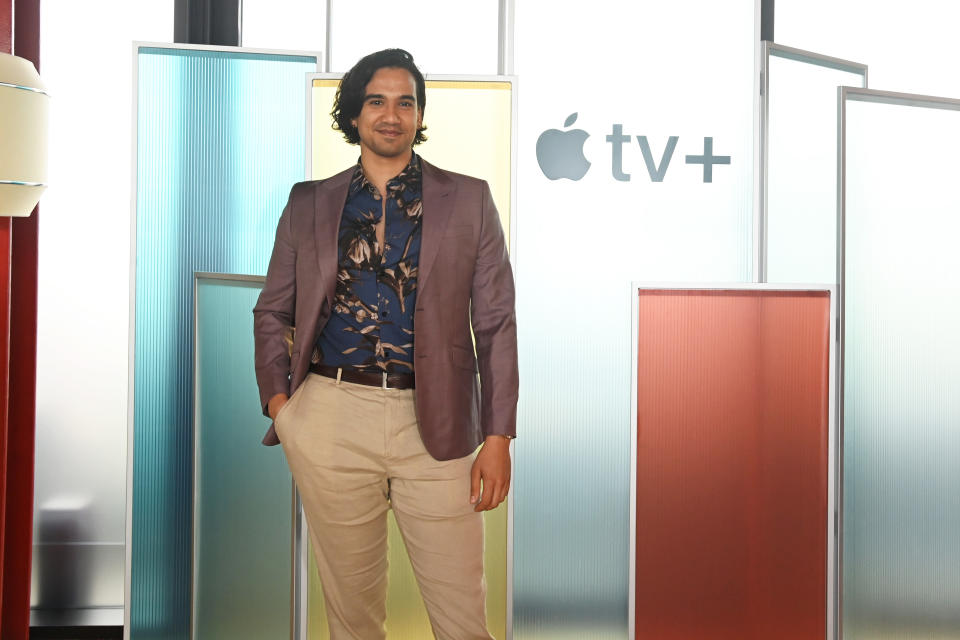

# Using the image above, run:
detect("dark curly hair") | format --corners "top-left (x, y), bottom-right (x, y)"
top-left (331, 48), bottom-right (427, 146)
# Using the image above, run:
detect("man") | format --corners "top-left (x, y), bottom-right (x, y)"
top-left (253, 48), bottom-right (518, 640)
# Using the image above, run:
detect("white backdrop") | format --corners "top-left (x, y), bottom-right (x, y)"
top-left (510, 2), bottom-right (756, 637)
top-left (33, 0), bottom-right (173, 610)
top-left (35, 0), bottom-right (960, 630)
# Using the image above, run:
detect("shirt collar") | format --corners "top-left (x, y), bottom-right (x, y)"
top-left (350, 152), bottom-right (422, 198)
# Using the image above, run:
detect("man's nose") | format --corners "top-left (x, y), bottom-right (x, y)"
top-left (383, 102), bottom-right (401, 122)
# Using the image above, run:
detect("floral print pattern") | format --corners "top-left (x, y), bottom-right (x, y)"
top-left (313, 154), bottom-right (423, 372)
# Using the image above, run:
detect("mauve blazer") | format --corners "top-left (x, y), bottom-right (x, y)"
top-left (253, 159), bottom-right (518, 461)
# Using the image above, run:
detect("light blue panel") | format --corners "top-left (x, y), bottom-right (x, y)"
top-left (133, 47), bottom-right (316, 639)
top-left (843, 95), bottom-right (960, 638)
top-left (194, 276), bottom-right (292, 640)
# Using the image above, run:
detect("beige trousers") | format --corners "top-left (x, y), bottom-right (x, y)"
top-left (275, 373), bottom-right (493, 640)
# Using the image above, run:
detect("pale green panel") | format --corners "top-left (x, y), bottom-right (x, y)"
top-left (843, 97), bottom-right (960, 638)
top-left (307, 77), bottom-right (511, 639)
top-left (194, 276), bottom-right (294, 639)
top-left (766, 52), bottom-right (865, 284)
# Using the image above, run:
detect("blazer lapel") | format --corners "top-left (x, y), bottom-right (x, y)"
top-left (418, 159), bottom-right (457, 297)
top-left (312, 167), bottom-right (353, 303)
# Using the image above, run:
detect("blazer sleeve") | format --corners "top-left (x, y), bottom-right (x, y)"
top-left (470, 181), bottom-right (519, 438)
top-left (253, 184), bottom-right (299, 416)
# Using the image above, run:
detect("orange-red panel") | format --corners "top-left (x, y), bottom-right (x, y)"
top-left (635, 289), bottom-right (830, 639)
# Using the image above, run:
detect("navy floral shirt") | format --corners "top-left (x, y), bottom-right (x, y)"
top-left (313, 154), bottom-right (422, 373)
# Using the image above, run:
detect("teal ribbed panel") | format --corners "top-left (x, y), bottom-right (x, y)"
top-left (194, 276), bottom-right (293, 640)
top-left (133, 47), bottom-right (316, 639)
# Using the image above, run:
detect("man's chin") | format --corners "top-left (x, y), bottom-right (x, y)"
top-left (364, 144), bottom-right (413, 160)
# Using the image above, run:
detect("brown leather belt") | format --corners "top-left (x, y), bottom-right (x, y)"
top-left (310, 363), bottom-right (415, 390)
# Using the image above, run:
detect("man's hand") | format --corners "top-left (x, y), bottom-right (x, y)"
top-left (470, 435), bottom-right (512, 512)
top-left (267, 393), bottom-right (289, 421)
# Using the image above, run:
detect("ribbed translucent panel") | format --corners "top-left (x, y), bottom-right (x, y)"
top-left (307, 77), bottom-right (511, 640)
top-left (311, 79), bottom-right (513, 246)
top-left (842, 95), bottom-right (960, 639)
top-left (766, 50), bottom-right (865, 284)
top-left (193, 276), bottom-right (293, 640)
top-left (635, 288), bottom-right (833, 639)
top-left (133, 46), bottom-right (317, 639)
top-left (512, 2), bottom-right (755, 637)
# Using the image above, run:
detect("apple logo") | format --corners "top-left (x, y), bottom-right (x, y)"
top-left (536, 112), bottom-right (591, 181)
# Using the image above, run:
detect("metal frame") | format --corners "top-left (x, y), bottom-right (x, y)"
top-left (755, 41), bottom-right (867, 283)
top-left (498, 0), bottom-right (515, 75)
top-left (304, 70), bottom-right (519, 640)
top-left (323, 0), bottom-right (332, 72)
top-left (0, 79), bottom-right (49, 94)
top-left (628, 282), bottom-right (839, 640)
top-left (126, 42), bottom-right (320, 640)
top-left (836, 86), bottom-right (960, 640)
top-left (134, 39), bottom-right (321, 58)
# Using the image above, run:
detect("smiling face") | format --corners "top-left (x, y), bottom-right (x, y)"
top-left (351, 66), bottom-right (423, 162)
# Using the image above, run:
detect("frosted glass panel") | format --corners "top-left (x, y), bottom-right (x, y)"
top-left (512, 1), bottom-right (756, 637)
top-left (241, 0), bottom-right (325, 53)
top-left (766, 48), bottom-right (865, 283)
top-left (31, 542), bottom-right (124, 609)
top-left (842, 93), bottom-right (960, 639)
top-left (634, 288), bottom-right (833, 639)
top-left (328, 0), bottom-right (497, 73)
top-left (33, 0), bottom-right (173, 613)
top-left (193, 276), bottom-right (293, 640)
top-left (132, 46), bottom-right (317, 639)
top-left (307, 76), bottom-right (511, 640)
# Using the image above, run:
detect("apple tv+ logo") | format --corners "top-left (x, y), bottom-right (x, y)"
top-left (535, 113), bottom-right (731, 183)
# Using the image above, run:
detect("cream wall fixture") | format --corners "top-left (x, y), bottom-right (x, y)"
top-left (0, 52), bottom-right (48, 217)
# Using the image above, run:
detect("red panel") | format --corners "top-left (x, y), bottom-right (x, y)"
top-left (3, 210), bottom-right (37, 638)
top-left (1, 1), bottom-right (40, 636)
top-left (635, 289), bottom-right (831, 640)
top-left (0, 0), bottom-right (11, 54)
top-left (1, 0), bottom-right (16, 624)
top-left (0, 218), bottom-right (10, 629)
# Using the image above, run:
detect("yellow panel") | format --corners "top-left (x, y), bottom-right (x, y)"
top-left (311, 78), bottom-right (512, 246)
top-left (307, 77), bottom-right (513, 640)
top-left (307, 508), bottom-right (508, 640)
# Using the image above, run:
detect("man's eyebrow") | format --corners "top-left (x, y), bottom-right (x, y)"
top-left (363, 93), bottom-right (416, 102)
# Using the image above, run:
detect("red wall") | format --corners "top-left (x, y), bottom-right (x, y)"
top-left (1, 1), bottom-right (40, 637)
